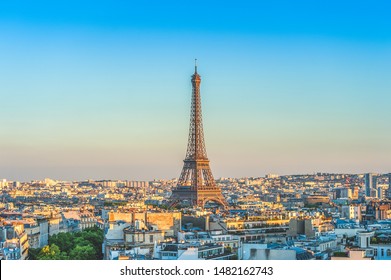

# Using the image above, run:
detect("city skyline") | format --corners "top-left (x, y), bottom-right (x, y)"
top-left (1, 1), bottom-right (391, 181)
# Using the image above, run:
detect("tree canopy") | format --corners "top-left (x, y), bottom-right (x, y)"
top-left (29, 226), bottom-right (103, 260)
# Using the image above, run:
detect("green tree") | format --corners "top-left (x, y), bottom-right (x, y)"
top-left (49, 232), bottom-right (74, 254)
top-left (80, 229), bottom-right (104, 259)
top-left (69, 245), bottom-right (97, 260)
top-left (28, 248), bottom-right (41, 260)
top-left (38, 244), bottom-right (68, 260)
top-left (74, 236), bottom-right (91, 247)
top-left (44, 226), bottom-right (104, 260)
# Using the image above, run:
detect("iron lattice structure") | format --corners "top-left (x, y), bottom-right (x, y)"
top-left (170, 64), bottom-right (227, 208)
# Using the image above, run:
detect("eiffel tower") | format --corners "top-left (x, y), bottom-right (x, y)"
top-left (170, 61), bottom-right (227, 208)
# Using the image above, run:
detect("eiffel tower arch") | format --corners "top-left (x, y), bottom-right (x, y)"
top-left (170, 62), bottom-right (228, 209)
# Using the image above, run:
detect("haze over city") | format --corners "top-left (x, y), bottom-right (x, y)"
top-left (1, 1), bottom-right (390, 181)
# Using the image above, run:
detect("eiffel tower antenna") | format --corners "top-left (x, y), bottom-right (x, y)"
top-left (195, 58), bottom-right (197, 73)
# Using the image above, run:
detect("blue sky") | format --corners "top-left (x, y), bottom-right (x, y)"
top-left (0, 1), bottom-right (390, 181)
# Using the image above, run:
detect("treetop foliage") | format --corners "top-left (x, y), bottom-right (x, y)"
top-left (29, 226), bottom-right (103, 260)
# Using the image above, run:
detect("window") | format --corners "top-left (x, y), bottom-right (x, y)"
top-left (387, 249), bottom-right (391, 257)
top-left (149, 235), bottom-right (154, 243)
top-left (374, 249), bottom-right (378, 256)
top-left (381, 249), bottom-right (384, 257)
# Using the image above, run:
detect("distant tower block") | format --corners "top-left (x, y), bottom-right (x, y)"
top-left (170, 62), bottom-right (227, 208)
top-left (365, 173), bottom-right (377, 197)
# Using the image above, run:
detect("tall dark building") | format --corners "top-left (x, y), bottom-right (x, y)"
top-left (170, 63), bottom-right (227, 208)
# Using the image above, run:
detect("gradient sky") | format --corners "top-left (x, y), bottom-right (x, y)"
top-left (0, 0), bottom-right (390, 181)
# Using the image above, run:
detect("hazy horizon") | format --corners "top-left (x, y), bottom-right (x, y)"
top-left (2, 170), bottom-right (390, 184)
top-left (1, 1), bottom-right (390, 181)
